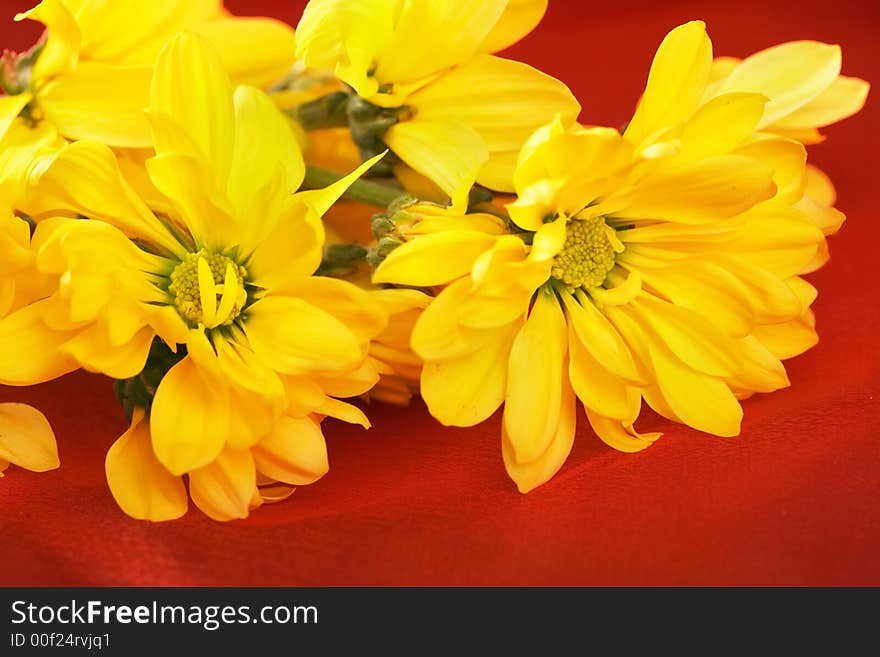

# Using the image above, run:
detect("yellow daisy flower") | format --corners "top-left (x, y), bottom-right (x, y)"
top-left (294, 0), bottom-right (580, 209)
top-left (372, 21), bottom-right (844, 493)
top-left (0, 0), bottom-right (296, 155)
top-left (0, 33), bottom-right (386, 521)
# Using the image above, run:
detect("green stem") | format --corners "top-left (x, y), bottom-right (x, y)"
top-left (287, 90), bottom-right (351, 131)
top-left (303, 165), bottom-right (406, 208)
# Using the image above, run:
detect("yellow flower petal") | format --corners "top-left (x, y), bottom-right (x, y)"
top-left (407, 54), bottom-right (580, 190)
top-left (421, 321), bottom-right (519, 427)
top-left (15, 0), bottom-right (80, 81)
top-left (189, 445), bottom-right (256, 522)
top-left (567, 323), bottom-right (633, 420)
top-left (150, 357), bottom-right (229, 475)
top-left (61, 324), bottom-right (153, 379)
top-left (294, 151), bottom-right (387, 217)
top-left (633, 296), bottom-right (744, 378)
top-left (0, 94), bottom-right (33, 141)
top-left (244, 199), bottom-right (324, 287)
top-left (373, 230), bottom-right (499, 287)
top-left (717, 40), bottom-right (842, 129)
top-left (586, 408), bottom-right (661, 454)
top-left (410, 278), bottom-right (498, 361)
top-left (375, 1), bottom-right (508, 84)
top-left (561, 292), bottom-right (643, 383)
top-left (278, 276), bottom-right (387, 343)
top-left (295, 0), bottom-right (397, 96)
top-left (28, 141), bottom-right (181, 256)
top-left (244, 296), bottom-right (363, 375)
top-left (772, 75), bottom-right (870, 131)
top-left (617, 155), bottom-right (775, 224)
top-left (625, 21), bottom-right (713, 149)
top-left (145, 152), bottom-right (239, 250)
top-left (726, 335), bottom-right (790, 394)
top-left (0, 300), bottom-right (78, 385)
top-left (193, 16), bottom-right (297, 89)
top-left (105, 409), bottom-right (187, 522)
top-left (503, 290), bottom-right (566, 463)
top-left (503, 374), bottom-right (576, 493)
top-left (71, 0), bottom-right (219, 65)
top-left (251, 415), bottom-right (329, 486)
top-left (39, 63), bottom-right (152, 147)
top-left (679, 92), bottom-right (767, 160)
top-left (227, 85), bottom-right (305, 218)
top-left (317, 397), bottom-right (371, 428)
top-left (151, 32), bottom-right (234, 186)
top-left (0, 403), bottom-right (59, 472)
top-left (647, 337), bottom-right (742, 437)
top-left (385, 119), bottom-right (489, 211)
top-left (479, 0), bottom-right (548, 53)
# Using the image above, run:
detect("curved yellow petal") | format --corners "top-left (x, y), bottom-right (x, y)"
top-left (294, 151), bottom-right (387, 217)
top-left (72, 0), bottom-right (220, 65)
top-left (479, 0), bottom-right (548, 54)
top-left (295, 0), bottom-right (397, 96)
top-left (718, 41), bottom-right (842, 129)
top-left (193, 16), bottom-right (297, 89)
top-left (145, 152), bottom-right (238, 250)
top-left (244, 296), bottom-right (363, 375)
top-left (385, 119), bottom-right (489, 211)
top-left (503, 289), bottom-right (566, 463)
top-left (561, 292), bottom-right (643, 383)
top-left (151, 32), bottom-right (234, 186)
top-left (679, 92), bottom-right (767, 160)
top-left (28, 141), bottom-right (181, 256)
top-left (625, 21), bottom-right (713, 149)
top-left (189, 445), bottom-right (256, 522)
top-left (407, 54), bottom-right (580, 187)
top-left (150, 357), bottom-right (229, 475)
top-left (277, 276), bottom-right (387, 344)
top-left (375, 1), bottom-right (508, 84)
top-left (503, 374), bottom-right (576, 493)
top-left (633, 296), bottom-right (744, 378)
top-left (227, 85), bottom-right (305, 218)
top-left (421, 320), bottom-right (519, 427)
top-left (0, 94), bottom-right (33, 142)
top-left (648, 340), bottom-right (743, 437)
top-left (726, 335), bottom-right (789, 394)
top-left (317, 397), bottom-right (370, 428)
top-left (567, 323), bottom-right (632, 420)
top-left (0, 300), bottom-right (78, 385)
top-left (617, 155), bottom-right (775, 224)
top-left (39, 63), bottom-right (152, 147)
top-left (410, 278), bottom-right (497, 361)
top-left (244, 198), bottom-right (324, 286)
top-left (373, 230), bottom-right (499, 287)
top-left (105, 409), bottom-right (187, 522)
top-left (15, 0), bottom-right (79, 81)
top-left (0, 403), bottom-right (59, 472)
top-left (252, 415), bottom-right (329, 486)
top-left (772, 75), bottom-right (869, 131)
top-left (586, 408), bottom-right (661, 454)
top-left (61, 324), bottom-right (153, 379)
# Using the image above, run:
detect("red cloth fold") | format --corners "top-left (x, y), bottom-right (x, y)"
top-left (1, 0), bottom-right (878, 585)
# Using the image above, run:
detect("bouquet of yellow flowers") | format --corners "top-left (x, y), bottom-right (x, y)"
top-left (0, 0), bottom-right (868, 521)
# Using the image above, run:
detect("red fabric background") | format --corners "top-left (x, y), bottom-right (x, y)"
top-left (1, 0), bottom-right (878, 586)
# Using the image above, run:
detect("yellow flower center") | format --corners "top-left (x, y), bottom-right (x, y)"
top-left (168, 249), bottom-right (248, 328)
top-left (550, 218), bottom-right (620, 290)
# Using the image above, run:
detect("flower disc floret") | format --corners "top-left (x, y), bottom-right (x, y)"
top-left (168, 249), bottom-right (248, 327)
top-left (550, 218), bottom-right (619, 290)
